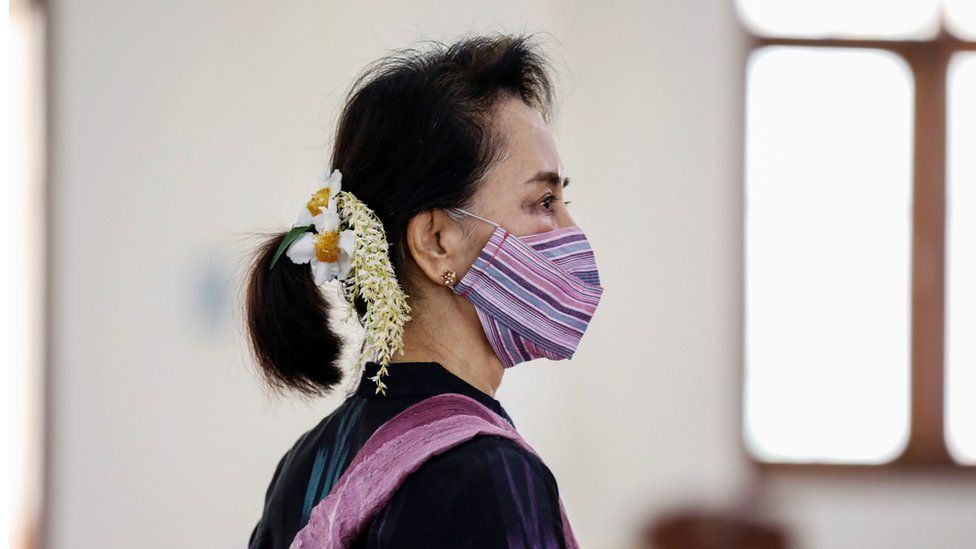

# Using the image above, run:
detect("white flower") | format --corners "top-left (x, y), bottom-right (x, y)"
top-left (285, 169), bottom-right (355, 285)
top-left (293, 168), bottom-right (343, 228)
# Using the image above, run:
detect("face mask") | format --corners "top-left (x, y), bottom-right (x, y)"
top-left (445, 207), bottom-right (605, 368)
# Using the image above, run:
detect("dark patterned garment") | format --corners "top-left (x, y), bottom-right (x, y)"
top-left (249, 361), bottom-right (569, 548)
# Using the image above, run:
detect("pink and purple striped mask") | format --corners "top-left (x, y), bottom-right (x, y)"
top-left (446, 208), bottom-right (604, 369)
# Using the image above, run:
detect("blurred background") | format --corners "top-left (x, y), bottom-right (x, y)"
top-left (5, 0), bottom-right (976, 548)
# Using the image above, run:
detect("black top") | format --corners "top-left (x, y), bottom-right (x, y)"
top-left (248, 360), bottom-right (568, 548)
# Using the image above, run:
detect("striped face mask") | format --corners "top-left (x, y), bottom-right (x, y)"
top-left (446, 208), bottom-right (605, 368)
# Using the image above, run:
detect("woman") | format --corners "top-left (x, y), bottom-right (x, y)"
top-left (246, 33), bottom-right (604, 548)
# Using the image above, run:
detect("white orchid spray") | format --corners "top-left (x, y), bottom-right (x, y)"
top-left (334, 189), bottom-right (412, 395)
top-left (269, 168), bottom-right (411, 395)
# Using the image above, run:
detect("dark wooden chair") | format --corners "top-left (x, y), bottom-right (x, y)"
top-left (642, 508), bottom-right (790, 549)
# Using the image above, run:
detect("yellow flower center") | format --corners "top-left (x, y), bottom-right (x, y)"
top-left (314, 231), bottom-right (341, 263)
top-left (306, 188), bottom-right (332, 216)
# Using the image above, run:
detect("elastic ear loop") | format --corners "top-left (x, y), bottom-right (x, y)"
top-left (447, 207), bottom-right (502, 229)
top-left (446, 208), bottom-right (509, 298)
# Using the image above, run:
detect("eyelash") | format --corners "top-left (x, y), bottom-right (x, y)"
top-left (540, 194), bottom-right (572, 212)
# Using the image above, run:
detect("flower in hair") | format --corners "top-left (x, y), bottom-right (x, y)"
top-left (295, 168), bottom-right (344, 228)
top-left (334, 190), bottom-right (412, 396)
top-left (268, 168), bottom-right (411, 395)
top-left (277, 169), bottom-right (356, 285)
top-left (285, 204), bottom-right (356, 285)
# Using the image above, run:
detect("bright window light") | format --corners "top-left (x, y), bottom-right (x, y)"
top-left (945, 0), bottom-right (976, 40)
top-left (946, 52), bottom-right (976, 466)
top-left (735, 0), bottom-right (941, 39)
top-left (744, 47), bottom-right (914, 464)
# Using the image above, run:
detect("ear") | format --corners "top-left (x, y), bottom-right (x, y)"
top-left (405, 209), bottom-right (468, 288)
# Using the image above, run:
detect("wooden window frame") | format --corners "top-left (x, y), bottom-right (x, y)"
top-left (740, 22), bottom-right (976, 471)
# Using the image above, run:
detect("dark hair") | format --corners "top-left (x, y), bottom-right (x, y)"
top-left (245, 33), bottom-right (558, 397)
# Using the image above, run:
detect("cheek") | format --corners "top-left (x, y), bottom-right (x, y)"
top-left (461, 225), bottom-right (496, 269)
top-left (504, 209), bottom-right (553, 236)
top-left (524, 206), bottom-right (560, 233)
top-left (514, 195), bottom-right (562, 232)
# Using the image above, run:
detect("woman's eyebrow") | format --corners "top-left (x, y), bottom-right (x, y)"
top-left (524, 171), bottom-right (570, 188)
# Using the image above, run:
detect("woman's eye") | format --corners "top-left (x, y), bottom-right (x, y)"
top-left (538, 193), bottom-right (571, 213)
top-left (541, 194), bottom-right (559, 212)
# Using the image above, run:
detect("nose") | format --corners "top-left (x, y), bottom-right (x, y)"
top-left (557, 204), bottom-right (577, 230)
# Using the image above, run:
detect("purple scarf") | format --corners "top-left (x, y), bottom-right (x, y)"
top-left (290, 393), bottom-right (580, 548)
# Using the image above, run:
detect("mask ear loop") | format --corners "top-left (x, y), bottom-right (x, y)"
top-left (445, 207), bottom-right (502, 229)
top-left (444, 207), bottom-right (511, 298)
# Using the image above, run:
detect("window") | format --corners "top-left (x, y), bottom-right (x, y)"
top-left (9, 0), bottom-right (48, 543)
top-left (945, 53), bottom-right (976, 465)
top-left (737, 0), bottom-right (941, 40)
top-left (744, 47), bottom-right (914, 464)
top-left (738, 0), bottom-right (976, 467)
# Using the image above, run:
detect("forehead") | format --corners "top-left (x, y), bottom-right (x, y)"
top-left (489, 96), bottom-right (562, 181)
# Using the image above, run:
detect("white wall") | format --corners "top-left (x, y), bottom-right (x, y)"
top-left (46, 1), bottom-right (976, 548)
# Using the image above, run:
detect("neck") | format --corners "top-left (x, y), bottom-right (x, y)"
top-left (395, 298), bottom-right (504, 398)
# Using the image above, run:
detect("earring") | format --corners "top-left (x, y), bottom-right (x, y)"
top-left (441, 269), bottom-right (457, 287)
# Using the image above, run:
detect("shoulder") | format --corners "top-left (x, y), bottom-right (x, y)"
top-left (396, 432), bottom-right (559, 491)
top-left (376, 434), bottom-right (567, 547)
top-left (445, 435), bottom-right (559, 491)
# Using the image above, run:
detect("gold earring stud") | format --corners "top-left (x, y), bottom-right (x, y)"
top-left (441, 269), bottom-right (457, 287)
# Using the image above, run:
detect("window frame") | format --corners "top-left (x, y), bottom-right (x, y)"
top-left (738, 20), bottom-right (976, 471)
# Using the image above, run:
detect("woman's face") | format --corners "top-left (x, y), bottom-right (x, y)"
top-left (399, 95), bottom-right (580, 376)
top-left (463, 96), bottom-right (575, 240)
